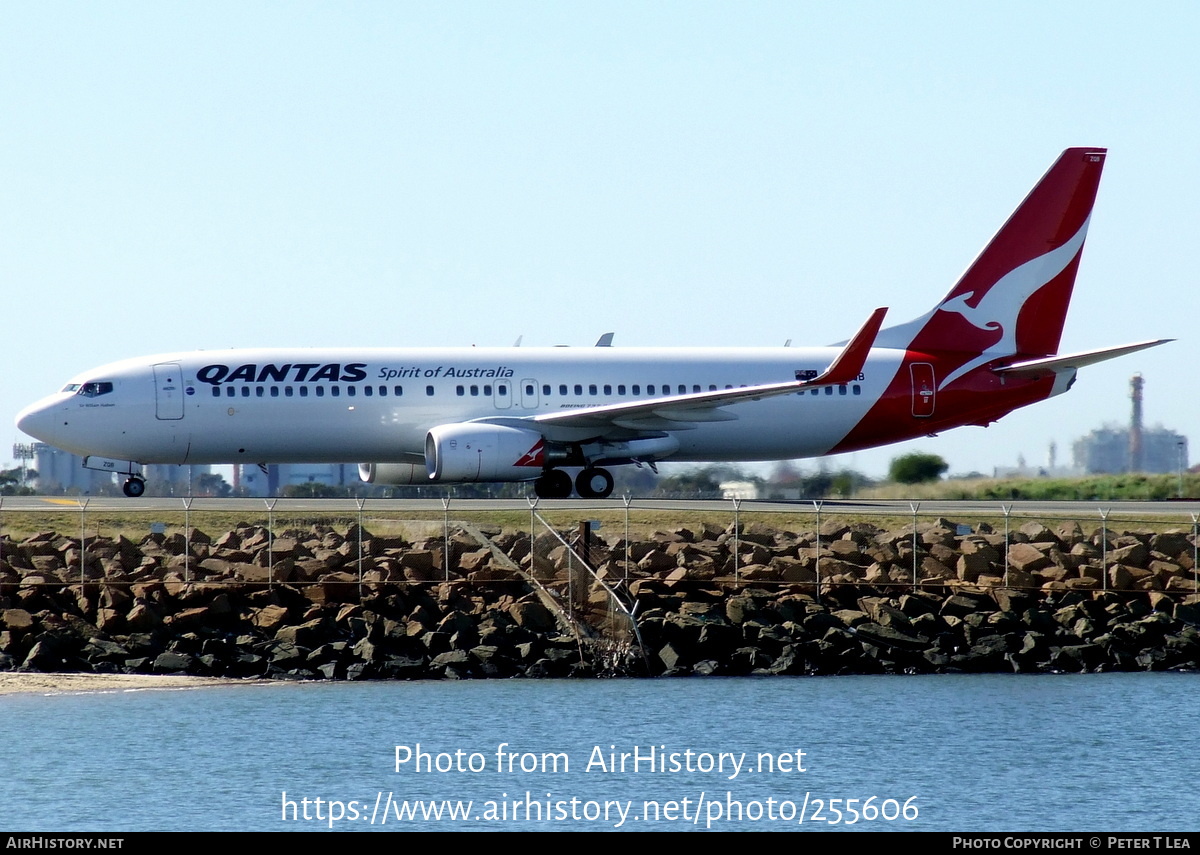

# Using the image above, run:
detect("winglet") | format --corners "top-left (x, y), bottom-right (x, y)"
top-left (799, 307), bottom-right (887, 387)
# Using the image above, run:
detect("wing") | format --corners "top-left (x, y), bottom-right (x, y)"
top-left (473, 307), bottom-right (887, 441)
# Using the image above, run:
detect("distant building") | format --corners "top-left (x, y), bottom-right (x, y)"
top-left (1071, 374), bottom-right (1189, 475)
top-left (141, 464), bottom-right (213, 496)
top-left (237, 463), bottom-right (357, 496)
top-left (27, 444), bottom-right (216, 495)
top-left (32, 443), bottom-right (113, 493)
top-left (719, 480), bottom-right (759, 500)
top-left (993, 446), bottom-right (1081, 479)
top-left (1072, 425), bottom-right (1187, 475)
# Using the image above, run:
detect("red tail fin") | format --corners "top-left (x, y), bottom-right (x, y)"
top-left (876, 148), bottom-right (1106, 378)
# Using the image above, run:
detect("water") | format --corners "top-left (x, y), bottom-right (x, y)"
top-left (2, 673), bottom-right (1196, 831)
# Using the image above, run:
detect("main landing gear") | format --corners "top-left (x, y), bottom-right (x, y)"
top-left (122, 476), bottom-right (146, 498)
top-left (533, 467), bottom-right (615, 499)
top-left (575, 467), bottom-right (614, 499)
top-left (534, 470), bottom-right (571, 499)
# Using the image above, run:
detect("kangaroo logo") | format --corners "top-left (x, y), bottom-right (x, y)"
top-left (513, 439), bottom-right (545, 468)
top-left (934, 214), bottom-right (1091, 389)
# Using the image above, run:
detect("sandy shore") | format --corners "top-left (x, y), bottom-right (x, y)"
top-left (0, 672), bottom-right (253, 696)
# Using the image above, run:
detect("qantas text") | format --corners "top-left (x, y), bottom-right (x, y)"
top-left (197, 363), bottom-right (368, 386)
top-left (196, 363), bottom-right (518, 386)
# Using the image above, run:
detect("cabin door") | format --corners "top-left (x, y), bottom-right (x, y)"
top-left (520, 378), bottom-right (539, 409)
top-left (493, 380), bottom-right (512, 409)
top-left (910, 362), bottom-right (935, 418)
top-left (153, 362), bottom-right (184, 420)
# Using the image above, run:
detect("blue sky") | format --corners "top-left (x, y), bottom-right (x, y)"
top-left (4, 2), bottom-right (1196, 479)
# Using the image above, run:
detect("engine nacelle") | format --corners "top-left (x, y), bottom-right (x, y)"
top-left (358, 462), bottom-right (425, 485)
top-left (425, 423), bottom-right (547, 482)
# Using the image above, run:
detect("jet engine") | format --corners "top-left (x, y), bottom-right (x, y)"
top-left (424, 423), bottom-right (547, 482)
top-left (357, 462), bottom-right (426, 485)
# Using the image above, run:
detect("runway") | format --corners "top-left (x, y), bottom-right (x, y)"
top-left (2, 495), bottom-right (1199, 520)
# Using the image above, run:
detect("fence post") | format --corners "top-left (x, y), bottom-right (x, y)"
top-left (79, 498), bottom-right (90, 586)
top-left (527, 497), bottom-right (539, 586)
top-left (441, 497), bottom-right (451, 582)
top-left (356, 497), bottom-right (366, 598)
top-left (909, 501), bottom-right (921, 591)
top-left (812, 500), bottom-right (823, 603)
top-left (1192, 513), bottom-right (1198, 594)
top-left (622, 493), bottom-right (632, 587)
top-left (732, 497), bottom-right (741, 584)
top-left (1001, 504), bottom-right (1012, 589)
top-left (1099, 507), bottom-right (1110, 592)
top-left (264, 499), bottom-right (277, 589)
top-left (182, 497), bottom-right (193, 584)
top-left (565, 522), bottom-right (574, 618)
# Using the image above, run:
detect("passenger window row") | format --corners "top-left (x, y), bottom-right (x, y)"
top-left (210, 385), bottom-right (406, 399)
top-left (806, 385), bottom-right (863, 396)
top-left (207, 381), bottom-right (863, 400)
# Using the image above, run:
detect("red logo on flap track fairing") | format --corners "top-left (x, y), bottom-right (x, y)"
top-left (513, 439), bottom-right (545, 468)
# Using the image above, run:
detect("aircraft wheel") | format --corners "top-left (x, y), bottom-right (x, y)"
top-left (123, 477), bottom-right (146, 498)
top-left (575, 467), bottom-right (614, 499)
top-left (534, 469), bottom-right (572, 499)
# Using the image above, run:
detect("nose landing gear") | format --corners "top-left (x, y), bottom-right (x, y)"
top-left (122, 476), bottom-right (146, 498)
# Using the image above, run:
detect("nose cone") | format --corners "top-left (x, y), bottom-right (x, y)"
top-left (16, 395), bottom-right (66, 445)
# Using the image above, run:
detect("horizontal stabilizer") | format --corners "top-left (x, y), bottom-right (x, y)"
top-left (994, 339), bottom-right (1172, 377)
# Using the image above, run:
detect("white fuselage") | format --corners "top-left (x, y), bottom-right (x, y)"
top-left (17, 345), bottom-right (904, 468)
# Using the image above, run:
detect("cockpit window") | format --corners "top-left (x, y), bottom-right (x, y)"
top-left (61, 384), bottom-right (80, 393)
top-left (77, 381), bottom-right (114, 397)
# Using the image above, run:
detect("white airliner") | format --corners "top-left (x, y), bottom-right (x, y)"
top-left (16, 148), bottom-right (1168, 499)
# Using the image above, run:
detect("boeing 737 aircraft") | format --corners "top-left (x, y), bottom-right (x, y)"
top-left (16, 148), bottom-right (1168, 498)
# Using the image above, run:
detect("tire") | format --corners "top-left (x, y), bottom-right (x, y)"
top-left (534, 469), bottom-right (572, 499)
top-left (574, 467), bottom-right (614, 499)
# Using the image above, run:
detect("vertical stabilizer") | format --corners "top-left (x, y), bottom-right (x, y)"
top-left (874, 148), bottom-right (1107, 386)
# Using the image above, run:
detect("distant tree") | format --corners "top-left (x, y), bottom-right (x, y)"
top-left (282, 482), bottom-right (357, 498)
top-left (889, 452), bottom-right (949, 484)
top-left (195, 472), bottom-right (232, 498)
top-left (652, 465), bottom-right (753, 498)
top-left (652, 470), bottom-right (723, 499)
top-left (830, 469), bottom-right (871, 497)
top-left (769, 460), bottom-right (803, 485)
top-left (803, 470), bottom-right (835, 496)
top-left (0, 466), bottom-right (36, 495)
top-left (611, 465), bottom-right (659, 496)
